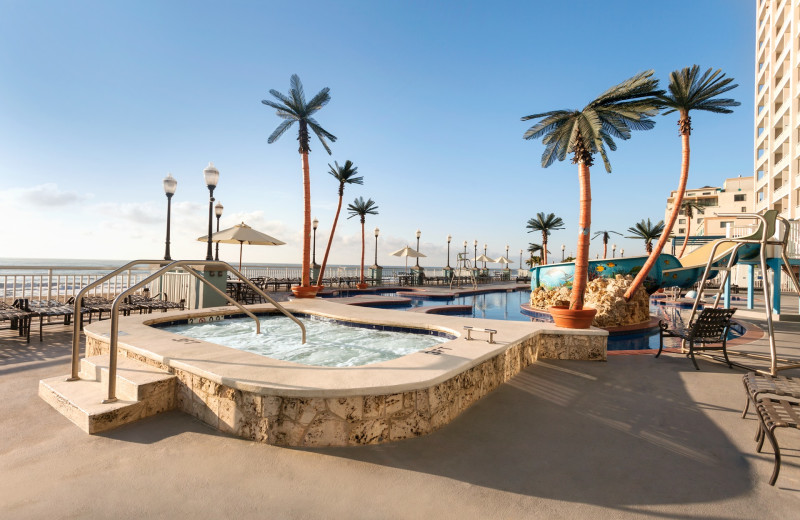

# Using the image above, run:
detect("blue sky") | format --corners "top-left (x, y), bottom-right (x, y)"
top-left (0, 0), bottom-right (755, 267)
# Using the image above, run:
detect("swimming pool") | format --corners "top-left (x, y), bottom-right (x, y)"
top-left (335, 289), bottom-right (743, 351)
top-left (160, 314), bottom-right (451, 367)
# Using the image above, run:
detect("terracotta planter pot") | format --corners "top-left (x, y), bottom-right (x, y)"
top-left (548, 305), bottom-right (597, 329)
top-left (291, 285), bottom-right (319, 298)
top-left (356, 283), bottom-right (368, 290)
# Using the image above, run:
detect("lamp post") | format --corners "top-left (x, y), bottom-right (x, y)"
top-left (446, 234), bottom-right (452, 268)
top-left (203, 162), bottom-right (219, 261)
top-left (463, 240), bottom-right (468, 258)
top-left (519, 249), bottom-right (523, 269)
top-left (612, 244), bottom-right (617, 258)
top-left (311, 217), bottom-right (319, 269)
top-left (561, 244), bottom-right (565, 262)
top-left (483, 243), bottom-right (488, 268)
top-left (621, 249), bottom-right (624, 258)
top-left (162, 174), bottom-right (177, 261)
top-left (473, 240), bottom-right (478, 264)
top-left (373, 227), bottom-right (380, 266)
top-left (214, 202), bottom-right (223, 261)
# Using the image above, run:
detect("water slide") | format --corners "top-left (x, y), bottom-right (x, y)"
top-left (530, 211), bottom-right (774, 293)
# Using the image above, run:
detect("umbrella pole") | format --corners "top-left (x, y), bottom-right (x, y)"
top-left (239, 242), bottom-right (243, 272)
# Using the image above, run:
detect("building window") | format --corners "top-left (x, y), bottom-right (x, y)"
top-left (742, 207), bottom-right (747, 212)
top-left (697, 218), bottom-right (704, 224)
top-left (678, 228), bottom-right (685, 234)
top-left (734, 194), bottom-right (746, 201)
top-left (679, 219), bottom-right (686, 224)
top-left (720, 221), bottom-right (731, 229)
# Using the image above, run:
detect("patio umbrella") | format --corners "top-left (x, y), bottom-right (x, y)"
top-left (495, 256), bottom-right (513, 266)
top-left (390, 245), bottom-right (426, 271)
top-left (475, 253), bottom-right (494, 268)
top-left (197, 222), bottom-right (285, 271)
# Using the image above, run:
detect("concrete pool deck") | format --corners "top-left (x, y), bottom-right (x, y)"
top-left (4, 292), bottom-right (800, 518)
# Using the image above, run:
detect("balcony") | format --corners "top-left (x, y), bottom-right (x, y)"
top-left (756, 198), bottom-right (770, 212)
top-left (774, 154), bottom-right (790, 173)
top-left (774, 182), bottom-right (790, 202)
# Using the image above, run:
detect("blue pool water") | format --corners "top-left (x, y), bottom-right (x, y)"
top-left (329, 289), bottom-right (742, 351)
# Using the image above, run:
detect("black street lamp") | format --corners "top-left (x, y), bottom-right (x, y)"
top-left (612, 244), bottom-right (617, 258)
top-left (446, 234), bottom-right (452, 268)
top-left (312, 217), bottom-right (319, 268)
top-left (473, 240), bottom-right (478, 264)
top-left (374, 227), bottom-right (380, 266)
top-left (203, 162), bottom-right (219, 261)
top-left (561, 244), bottom-right (565, 262)
top-left (519, 249), bottom-right (523, 269)
top-left (163, 174), bottom-right (177, 261)
top-left (415, 229), bottom-right (421, 267)
top-left (214, 202), bottom-right (223, 261)
top-left (483, 243), bottom-right (487, 268)
top-left (621, 248), bottom-right (625, 258)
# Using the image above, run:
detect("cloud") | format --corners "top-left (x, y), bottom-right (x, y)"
top-left (16, 183), bottom-right (87, 207)
top-left (94, 201), bottom-right (162, 224)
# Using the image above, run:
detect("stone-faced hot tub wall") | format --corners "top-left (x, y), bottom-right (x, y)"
top-left (84, 301), bottom-right (605, 447)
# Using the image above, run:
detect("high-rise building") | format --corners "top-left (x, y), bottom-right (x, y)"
top-left (754, 0), bottom-right (800, 219)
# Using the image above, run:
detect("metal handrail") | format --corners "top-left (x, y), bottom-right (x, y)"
top-left (67, 260), bottom-right (306, 401)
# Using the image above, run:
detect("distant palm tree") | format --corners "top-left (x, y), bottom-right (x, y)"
top-left (347, 196), bottom-right (379, 289)
top-left (625, 66), bottom-right (739, 300)
top-left (316, 160), bottom-right (364, 286)
top-left (527, 243), bottom-right (547, 266)
top-left (626, 219), bottom-right (665, 254)
top-left (522, 71), bottom-right (661, 310)
top-left (677, 200), bottom-right (706, 258)
top-left (526, 212), bottom-right (564, 265)
top-left (591, 230), bottom-right (622, 259)
top-left (262, 74), bottom-right (336, 295)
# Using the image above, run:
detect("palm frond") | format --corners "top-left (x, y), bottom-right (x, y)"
top-left (660, 65), bottom-right (740, 116)
top-left (347, 196), bottom-right (379, 219)
top-left (267, 120), bottom-right (295, 144)
top-left (306, 88), bottom-right (331, 112)
top-left (289, 74), bottom-right (306, 109)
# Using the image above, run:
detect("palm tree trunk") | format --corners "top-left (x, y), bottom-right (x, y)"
top-left (542, 233), bottom-right (548, 264)
top-left (625, 118), bottom-right (690, 300)
top-left (646, 240), bottom-right (653, 254)
top-left (603, 240), bottom-right (608, 259)
top-left (678, 218), bottom-right (692, 258)
top-left (300, 151), bottom-right (312, 287)
top-left (571, 161), bottom-right (591, 310)
top-left (316, 193), bottom-right (343, 286)
top-left (360, 218), bottom-right (365, 284)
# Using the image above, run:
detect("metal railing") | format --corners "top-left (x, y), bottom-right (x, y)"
top-left (67, 259), bottom-right (306, 403)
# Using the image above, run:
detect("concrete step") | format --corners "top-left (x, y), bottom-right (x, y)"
top-left (39, 357), bottom-right (176, 434)
top-left (79, 355), bottom-right (175, 403)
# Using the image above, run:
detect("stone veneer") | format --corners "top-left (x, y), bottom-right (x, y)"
top-left (86, 328), bottom-right (604, 447)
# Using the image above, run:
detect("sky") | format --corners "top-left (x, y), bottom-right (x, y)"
top-left (0, 0), bottom-right (756, 268)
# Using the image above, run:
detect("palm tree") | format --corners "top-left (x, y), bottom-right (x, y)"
top-left (347, 196), bottom-right (379, 289)
top-left (262, 74), bottom-right (336, 296)
top-left (527, 243), bottom-right (547, 266)
top-left (526, 212), bottom-right (564, 265)
top-left (625, 66), bottom-right (739, 300)
top-left (316, 160), bottom-right (364, 286)
top-left (626, 219), bottom-right (665, 254)
top-left (676, 200), bottom-right (706, 258)
top-left (591, 230), bottom-right (622, 259)
top-left (522, 71), bottom-right (661, 310)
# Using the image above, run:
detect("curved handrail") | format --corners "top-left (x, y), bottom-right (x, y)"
top-left (68, 260), bottom-right (306, 399)
top-left (69, 260), bottom-right (174, 380)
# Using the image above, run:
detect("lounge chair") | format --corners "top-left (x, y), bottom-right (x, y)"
top-left (656, 307), bottom-right (737, 370)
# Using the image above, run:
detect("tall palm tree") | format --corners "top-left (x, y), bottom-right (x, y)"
top-left (625, 66), bottom-right (739, 300)
top-left (591, 229), bottom-right (622, 259)
top-left (676, 200), bottom-right (706, 258)
top-left (316, 160), bottom-right (364, 286)
top-left (526, 212), bottom-right (564, 265)
top-left (522, 71), bottom-right (661, 310)
top-left (347, 196), bottom-right (379, 289)
top-left (262, 74), bottom-right (336, 296)
top-left (626, 219), bottom-right (665, 254)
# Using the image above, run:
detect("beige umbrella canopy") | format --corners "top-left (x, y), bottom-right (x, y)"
top-left (475, 254), bottom-right (494, 263)
top-left (390, 245), bottom-right (426, 271)
top-left (197, 222), bottom-right (285, 271)
top-left (495, 256), bottom-right (513, 265)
